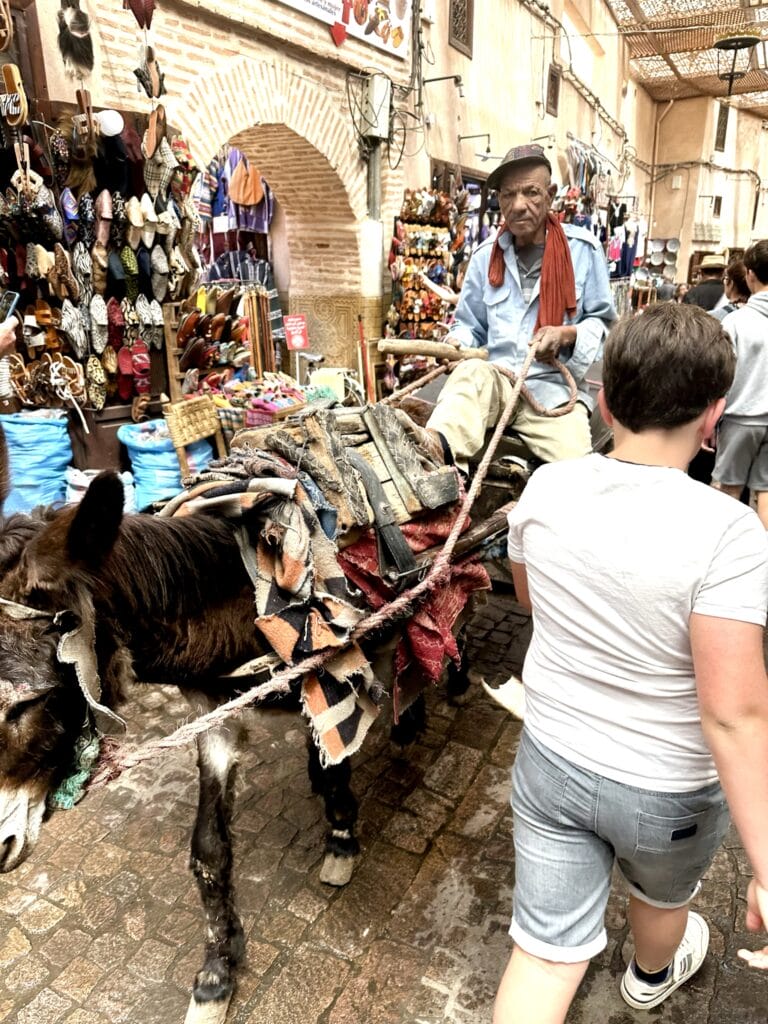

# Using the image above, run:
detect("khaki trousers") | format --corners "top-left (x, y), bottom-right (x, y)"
top-left (427, 359), bottom-right (591, 467)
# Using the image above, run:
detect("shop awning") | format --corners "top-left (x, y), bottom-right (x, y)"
top-left (605, 0), bottom-right (768, 118)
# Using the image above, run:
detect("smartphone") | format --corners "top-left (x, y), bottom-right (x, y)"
top-left (0, 290), bottom-right (20, 323)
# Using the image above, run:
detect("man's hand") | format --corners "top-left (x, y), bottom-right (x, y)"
top-left (441, 333), bottom-right (463, 349)
top-left (529, 325), bottom-right (577, 363)
top-left (738, 879), bottom-right (768, 969)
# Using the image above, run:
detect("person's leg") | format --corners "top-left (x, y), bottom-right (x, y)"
top-left (493, 947), bottom-right (588, 1024)
top-left (505, 733), bottom-right (613, 1022)
top-left (755, 491), bottom-right (768, 528)
top-left (512, 401), bottom-right (591, 462)
top-left (628, 895), bottom-right (688, 972)
top-left (717, 483), bottom-right (743, 500)
top-left (426, 360), bottom-right (512, 468)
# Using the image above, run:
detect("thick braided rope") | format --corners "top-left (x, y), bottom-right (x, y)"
top-left (89, 343), bottom-right (545, 789)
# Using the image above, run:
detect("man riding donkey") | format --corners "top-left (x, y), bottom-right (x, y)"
top-left (400, 143), bottom-right (616, 714)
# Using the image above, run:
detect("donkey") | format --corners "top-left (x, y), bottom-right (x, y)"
top-left (0, 471), bottom-right (472, 1017)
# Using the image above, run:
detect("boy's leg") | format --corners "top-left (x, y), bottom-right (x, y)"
top-left (493, 947), bottom-right (588, 1024)
top-left (628, 894), bottom-right (688, 971)
top-left (755, 490), bottom-right (768, 529)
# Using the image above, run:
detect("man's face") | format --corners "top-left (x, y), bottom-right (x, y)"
top-left (497, 164), bottom-right (554, 241)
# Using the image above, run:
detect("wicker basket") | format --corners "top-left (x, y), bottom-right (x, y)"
top-left (163, 396), bottom-right (221, 448)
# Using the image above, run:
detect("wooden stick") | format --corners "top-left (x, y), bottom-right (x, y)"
top-left (377, 340), bottom-right (488, 361)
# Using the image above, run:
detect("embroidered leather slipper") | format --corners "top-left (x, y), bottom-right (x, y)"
top-left (102, 345), bottom-right (118, 375)
top-left (131, 391), bottom-right (151, 422)
top-left (94, 189), bottom-right (112, 246)
top-left (90, 293), bottom-right (108, 353)
top-left (131, 337), bottom-right (150, 394)
top-left (60, 298), bottom-right (88, 359)
top-left (106, 296), bottom-right (125, 349)
top-left (148, 298), bottom-right (164, 350)
top-left (91, 241), bottom-right (108, 294)
top-left (125, 195), bottom-right (144, 249)
top-left (117, 344), bottom-right (134, 400)
top-left (120, 245), bottom-right (139, 303)
top-left (150, 244), bottom-right (168, 302)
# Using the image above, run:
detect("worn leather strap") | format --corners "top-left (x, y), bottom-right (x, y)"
top-left (347, 450), bottom-right (417, 590)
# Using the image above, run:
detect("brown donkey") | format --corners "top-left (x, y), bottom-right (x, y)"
top-left (0, 472), bottom-right (452, 1020)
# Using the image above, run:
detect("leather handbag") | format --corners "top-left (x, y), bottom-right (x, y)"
top-left (228, 157), bottom-right (264, 207)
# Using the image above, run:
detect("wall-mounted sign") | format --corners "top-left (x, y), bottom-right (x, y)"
top-left (275, 0), bottom-right (412, 60)
top-left (284, 313), bottom-right (310, 351)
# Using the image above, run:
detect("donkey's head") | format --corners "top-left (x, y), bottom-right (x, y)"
top-left (0, 473), bottom-right (125, 871)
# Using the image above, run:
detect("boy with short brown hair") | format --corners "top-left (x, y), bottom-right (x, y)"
top-left (494, 303), bottom-right (768, 1023)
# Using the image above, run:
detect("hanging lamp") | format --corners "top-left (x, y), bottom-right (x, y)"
top-left (714, 30), bottom-right (761, 96)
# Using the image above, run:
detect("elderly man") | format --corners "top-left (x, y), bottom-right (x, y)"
top-left (418, 144), bottom-right (615, 469)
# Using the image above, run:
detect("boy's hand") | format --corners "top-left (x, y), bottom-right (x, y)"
top-left (737, 879), bottom-right (768, 969)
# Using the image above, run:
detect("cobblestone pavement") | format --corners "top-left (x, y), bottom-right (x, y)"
top-left (1, 590), bottom-right (766, 1023)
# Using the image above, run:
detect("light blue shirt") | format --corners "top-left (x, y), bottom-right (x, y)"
top-left (450, 224), bottom-right (616, 410)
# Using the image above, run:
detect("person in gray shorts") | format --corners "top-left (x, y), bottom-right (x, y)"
top-left (712, 240), bottom-right (768, 528)
top-left (493, 303), bottom-right (768, 1024)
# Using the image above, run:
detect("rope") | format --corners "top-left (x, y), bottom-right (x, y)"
top-left (89, 342), bottom-right (545, 789)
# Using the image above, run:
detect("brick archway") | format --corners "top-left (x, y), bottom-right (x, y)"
top-left (172, 58), bottom-right (373, 363)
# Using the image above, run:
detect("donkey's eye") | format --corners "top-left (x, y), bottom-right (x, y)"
top-left (5, 693), bottom-right (48, 724)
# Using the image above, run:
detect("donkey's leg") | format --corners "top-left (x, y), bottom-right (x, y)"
top-left (446, 625), bottom-right (473, 705)
top-left (186, 723), bottom-right (246, 1022)
top-left (307, 738), bottom-right (359, 887)
top-left (390, 692), bottom-right (426, 748)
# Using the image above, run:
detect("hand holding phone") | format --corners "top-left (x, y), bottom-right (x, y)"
top-left (0, 290), bottom-right (20, 323)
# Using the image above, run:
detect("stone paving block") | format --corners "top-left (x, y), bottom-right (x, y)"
top-left (422, 742), bottom-right (484, 801)
top-left (327, 939), bottom-right (430, 1024)
top-left (15, 988), bottom-right (71, 1024)
top-left (50, 956), bottom-right (104, 1002)
top-left (0, 887), bottom-right (37, 916)
top-left (4, 953), bottom-right (49, 994)
top-left (126, 937), bottom-right (177, 983)
top-left (449, 764), bottom-right (510, 839)
top-left (62, 1011), bottom-right (101, 1024)
top-left (17, 898), bottom-right (67, 935)
top-left (310, 842), bottom-right (421, 958)
top-left (240, 943), bottom-right (350, 1024)
top-left (38, 928), bottom-right (92, 970)
top-left (382, 788), bottom-right (453, 854)
top-left (447, 703), bottom-right (506, 751)
top-left (0, 927), bottom-right (31, 969)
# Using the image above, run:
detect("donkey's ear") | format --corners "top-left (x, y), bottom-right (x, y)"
top-left (67, 472), bottom-right (125, 567)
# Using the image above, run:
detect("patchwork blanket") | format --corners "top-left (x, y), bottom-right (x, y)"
top-left (161, 450), bottom-right (380, 765)
top-left (163, 445), bottom-right (489, 762)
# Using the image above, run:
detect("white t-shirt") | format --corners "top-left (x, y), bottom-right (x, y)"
top-left (507, 454), bottom-right (768, 792)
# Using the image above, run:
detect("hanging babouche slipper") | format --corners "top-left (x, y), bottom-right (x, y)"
top-left (57, 0), bottom-right (94, 80)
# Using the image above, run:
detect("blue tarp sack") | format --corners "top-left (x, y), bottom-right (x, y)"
top-left (0, 412), bottom-right (72, 514)
top-left (117, 419), bottom-right (213, 511)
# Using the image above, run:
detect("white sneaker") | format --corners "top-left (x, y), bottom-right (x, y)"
top-left (481, 675), bottom-right (526, 720)
top-left (620, 911), bottom-right (709, 1010)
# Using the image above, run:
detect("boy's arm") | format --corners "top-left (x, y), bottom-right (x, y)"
top-left (691, 613), bottom-right (768, 966)
top-left (510, 561), bottom-right (531, 612)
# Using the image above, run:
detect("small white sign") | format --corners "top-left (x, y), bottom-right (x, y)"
top-left (274, 0), bottom-right (412, 60)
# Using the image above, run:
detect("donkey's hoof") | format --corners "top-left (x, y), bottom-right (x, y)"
top-left (184, 994), bottom-right (232, 1024)
top-left (320, 851), bottom-right (355, 886)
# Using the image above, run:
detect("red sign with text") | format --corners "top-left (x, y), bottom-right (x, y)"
top-left (284, 314), bottom-right (310, 351)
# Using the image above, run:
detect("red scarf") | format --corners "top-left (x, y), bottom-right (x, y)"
top-left (488, 212), bottom-right (577, 331)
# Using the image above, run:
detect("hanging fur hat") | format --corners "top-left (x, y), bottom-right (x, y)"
top-left (57, 0), bottom-right (94, 80)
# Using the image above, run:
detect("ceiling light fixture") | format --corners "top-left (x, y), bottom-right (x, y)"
top-left (714, 30), bottom-right (761, 96)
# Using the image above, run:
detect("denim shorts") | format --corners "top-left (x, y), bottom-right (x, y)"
top-left (510, 729), bottom-right (730, 963)
top-left (712, 419), bottom-right (768, 489)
